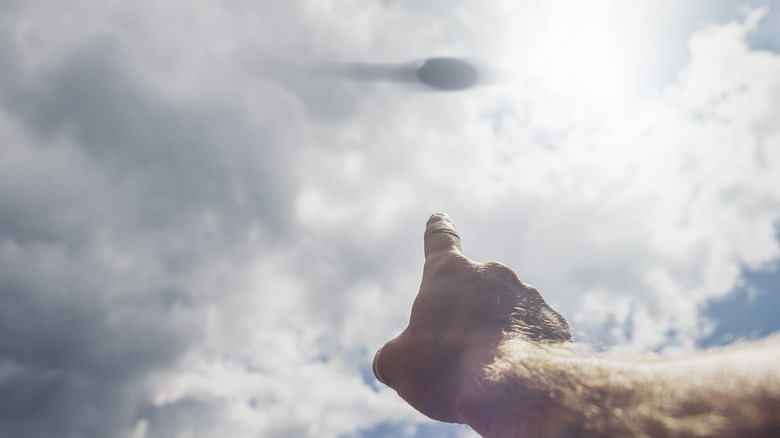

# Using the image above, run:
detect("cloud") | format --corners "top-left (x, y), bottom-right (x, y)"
top-left (0, 0), bottom-right (438, 435)
top-left (0, 1), bottom-right (779, 437)
top-left (569, 6), bottom-right (780, 351)
top-left (0, 1), bottom-right (301, 436)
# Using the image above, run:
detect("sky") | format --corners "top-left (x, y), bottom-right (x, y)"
top-left (1, 1), bottom-right (779, 437)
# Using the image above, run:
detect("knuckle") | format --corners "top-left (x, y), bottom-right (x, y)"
top-left (372, 347), bottom-right (385, 384)
top-left (482, 261), bottom-right (521, 285)
top-left (373, 337), bottom-right (403, 388)
top-left (482, 262), bottom-right (540, 293)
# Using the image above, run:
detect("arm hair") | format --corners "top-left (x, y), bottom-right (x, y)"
top-left (460, 335), bottom-right (780, 438)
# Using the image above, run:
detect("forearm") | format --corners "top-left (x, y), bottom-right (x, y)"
top-left (461, 336), bottom-right (780, 438)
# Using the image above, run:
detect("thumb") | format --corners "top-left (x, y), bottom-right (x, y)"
top-left (424, 213), bottom-right (462, 259)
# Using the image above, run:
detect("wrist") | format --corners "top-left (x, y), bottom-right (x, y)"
top-left (455, 339), bottom-right (580, 437)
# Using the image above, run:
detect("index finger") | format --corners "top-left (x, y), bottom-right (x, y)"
top-left (424, 213), bottom-right (462, 259)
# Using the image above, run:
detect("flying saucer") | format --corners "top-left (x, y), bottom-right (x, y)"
top-left (415, 57), bottom-right (479, 91)
top-left (317, 57), bottom-right (488, 91)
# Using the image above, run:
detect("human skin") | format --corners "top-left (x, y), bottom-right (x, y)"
top-left (372, 214), bottom-right (780, 437)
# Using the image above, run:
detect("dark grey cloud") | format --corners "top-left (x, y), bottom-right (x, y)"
top-left (0, 9), bottom-right (300, 437)
top-left (0, 224), bottom-right (199, 436)
top-left (2, 34), bottom-right (294, 237)
top-left (0, 290), bottom-right (192, 437)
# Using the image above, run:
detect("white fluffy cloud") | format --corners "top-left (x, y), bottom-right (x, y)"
top-left (1, 1), bottom-right (779, 437)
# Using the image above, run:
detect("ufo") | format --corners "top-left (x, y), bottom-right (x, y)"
top-left (317, 57), bottom-right (486, 91)
top-left (415, 57), bottom-right (479, 91)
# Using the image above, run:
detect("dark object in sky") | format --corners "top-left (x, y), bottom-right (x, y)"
top-left (316, 57), bottom-right (485, 91)
top-left (415, 57), bottom-right (479, 91)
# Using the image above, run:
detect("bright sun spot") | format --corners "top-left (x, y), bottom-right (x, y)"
top-left (502, 0), bottom-right (640, 120)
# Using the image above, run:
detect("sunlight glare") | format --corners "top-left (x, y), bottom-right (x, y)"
top-left (503, 0), bottom-right (639, 120)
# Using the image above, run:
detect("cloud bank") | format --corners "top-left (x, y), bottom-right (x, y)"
top-left (0, 1), bottom-right (778, 437)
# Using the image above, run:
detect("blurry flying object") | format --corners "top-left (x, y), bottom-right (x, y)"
top-left (316, 57), bottom-right (497, 91)
top-left (416, 58), bottom-right (478, 90)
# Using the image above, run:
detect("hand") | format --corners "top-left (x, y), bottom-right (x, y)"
top-left (372, 214), bottom-right (571, 424)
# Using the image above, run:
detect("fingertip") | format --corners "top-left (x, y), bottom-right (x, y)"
top-left (427, 213), bottom-right (454, 226)
top-left (424, 213), bottom-right (462, 259)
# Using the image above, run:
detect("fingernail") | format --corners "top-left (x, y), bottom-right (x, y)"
top-left (429, 213), bottom-right (453, 225)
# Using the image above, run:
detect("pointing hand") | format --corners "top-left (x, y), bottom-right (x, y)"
top-left (372, 214), bottom-right (571, 424)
